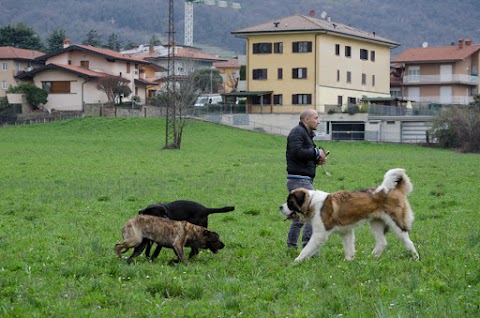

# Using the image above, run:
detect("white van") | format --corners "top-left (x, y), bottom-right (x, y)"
top-left (194, 94), bottom-right (223, 107)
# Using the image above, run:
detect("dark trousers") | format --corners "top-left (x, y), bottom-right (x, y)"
top-left (286, 178), bottom-right (314, 249)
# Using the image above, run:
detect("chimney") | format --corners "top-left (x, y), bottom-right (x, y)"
top-left (63, 39), bottom-right (71, 48)
top-left (465, 38), bottom-right (472, 46)
top-left (458, 38), bottom-right (464, 49)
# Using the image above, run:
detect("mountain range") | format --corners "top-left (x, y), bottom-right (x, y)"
top-left (1, 0), bottom-right (479, 57)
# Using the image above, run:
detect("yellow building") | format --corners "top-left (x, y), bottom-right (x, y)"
top-left (213, 59), bottom-right (240, 93)
top-left (231, 13), bottom-right (399, 113)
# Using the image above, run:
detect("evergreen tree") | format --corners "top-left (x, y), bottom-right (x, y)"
top-left (0, 23), bottom-right (44, 51)
top-left (149, 34), bottom-right (161, 47)
top-left (104, 33), bottom-right (122, 51)
top-left (192, 69), bottom-right (223, 94)
top-left (46, 29), bottom-right (66, 54)
top-left (82, 30), bottom-right (102, 47)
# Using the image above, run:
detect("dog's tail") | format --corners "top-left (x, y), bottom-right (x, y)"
top-left (375, 168), bottom-right (413, 195)
top-left (205, 206), bottom-right (235, 215)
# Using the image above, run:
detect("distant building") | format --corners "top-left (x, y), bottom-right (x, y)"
top-left (122, 44), bottom-right (227, 95)
top-left (391, 38), bottom-right (480, 105)
top-left (231, 13), bottom-right (399, 113)
top-left (16, 41), bottom-right (158, 111)
top-left (213, 58), bottom-right (240, 93)
top-left (0, 47), bottom-right (44, 97)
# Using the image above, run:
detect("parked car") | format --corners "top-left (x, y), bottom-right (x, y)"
top-left (194, 94), bottom-right (223, 107)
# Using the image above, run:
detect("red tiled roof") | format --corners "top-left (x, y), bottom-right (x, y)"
top-left (150, 47), bottom-right (227, 62)
top-left (392, 44), bottom-right (480, 63)
top-left (75, 45), bottom-right (149, 64)
top-left (175, 47), bottom-right (227, 61)
top-left (48, 63), bottom-right (111, 78)
top-left (37, 44), bottom-right (150, 64)
top-left (213, 59), bottom-right (239, 68)
top-left (15, 62), bottom-right (113, 80)
top-left (135, 78), bottom-right (158, 85)
top-left (0, 46), bottom-right (44, 60)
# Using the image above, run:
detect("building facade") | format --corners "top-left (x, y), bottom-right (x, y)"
top-left (392, 38), bottom-right (480, 105)
top-left (16, 43), bottom-right (156, 111)
top-left (231, 13), bottom-right (399, 113)
top-left (0, 47), bottom-right (44, 97)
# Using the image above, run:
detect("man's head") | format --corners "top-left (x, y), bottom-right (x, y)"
top-left (300, 109), bottom-right (319, 131)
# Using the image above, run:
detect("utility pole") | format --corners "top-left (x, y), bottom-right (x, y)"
top-left (164, 0), bottom-right (178, 148)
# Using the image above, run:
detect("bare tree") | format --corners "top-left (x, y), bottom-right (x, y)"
top-left (97, 76), bottom-right (131, 105)
top-left (151, 75), bottom-right (199, 149)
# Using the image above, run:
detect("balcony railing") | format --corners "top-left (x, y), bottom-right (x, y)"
top-left (403, 74), bottom-right (479, 85)
top-left (408, 95), bottom-right (474, 105)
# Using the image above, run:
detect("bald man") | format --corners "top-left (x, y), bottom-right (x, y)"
top-left (285, 109), bottom-right (327, 251)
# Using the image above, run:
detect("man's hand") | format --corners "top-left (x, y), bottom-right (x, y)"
top-left (317, 148), bottom-right (327, 165)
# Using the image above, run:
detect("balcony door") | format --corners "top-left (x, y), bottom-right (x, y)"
top-left (440, 64), bottom-right (452, 82)
top-left (440, 86), bottom-right (452, 104)
top-left (408, 87), bottom-right (420, 102)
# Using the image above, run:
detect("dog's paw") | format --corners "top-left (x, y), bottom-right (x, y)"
top-left (293, 256), bottom-right (304, 263)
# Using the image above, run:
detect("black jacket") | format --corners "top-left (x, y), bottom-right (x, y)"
top-left (286, 122), bottom-right (319, 179)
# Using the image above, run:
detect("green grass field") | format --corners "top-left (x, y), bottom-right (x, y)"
top-left (0, 117), bottom-right (479, 317)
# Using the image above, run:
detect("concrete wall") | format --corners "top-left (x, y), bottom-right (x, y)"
top-left (196, 112), bottom-right (432, 143)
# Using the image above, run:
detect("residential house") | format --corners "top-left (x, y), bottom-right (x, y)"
top-left (122, 44), bottom-right (227, 95)
top-left (231, 13), bottom-right (399, 113)
top-left (16, 41), bottom-right (157, 112)
top-left (0, 47), bottom-right (44, 97)
top-left (146, 46), bottom-right (227, 78)
top-left (391, 38), bottom-right (480, 105)
top-left (213, 58), bottom-right (240, 93)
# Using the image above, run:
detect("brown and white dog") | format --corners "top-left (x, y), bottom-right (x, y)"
top-left (280, 168), bottom-right (419, 262)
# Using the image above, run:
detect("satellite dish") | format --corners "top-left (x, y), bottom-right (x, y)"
top-left (422, 42), bottom-right (428, 48)
top-left (138, 44), bottom-right (145, 51)
top-left (309, 10), bottom-right (315, 17)
top-left (320, 11), bottom-right (328, 19)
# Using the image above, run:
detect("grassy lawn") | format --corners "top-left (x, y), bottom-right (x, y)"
top-left (0, 117), bottom-right (479, 317)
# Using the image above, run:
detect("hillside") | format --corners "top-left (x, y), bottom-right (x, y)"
top-left (1, 0), bottom-right (479, 57)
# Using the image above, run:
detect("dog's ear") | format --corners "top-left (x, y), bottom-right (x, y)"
top-left (294, 190), bottom-right (306, 206)
top-left (288, 188), bottom-right (310, 213)
top-left (287, 189), bottom-right (304, 213)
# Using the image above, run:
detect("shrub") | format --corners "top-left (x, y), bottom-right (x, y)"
top-left (0, 96), bottom-right (9, 111)
top-left (7, 83), bottom-right (48, 110)
top-left (430, 95), bottom-right (480, 152)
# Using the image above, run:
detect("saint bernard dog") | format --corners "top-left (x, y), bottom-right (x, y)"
top-left (280, 168), bottom-right (419, 262)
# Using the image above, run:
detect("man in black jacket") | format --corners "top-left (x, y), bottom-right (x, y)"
top-left (285, 109), bottom-right (327, 251)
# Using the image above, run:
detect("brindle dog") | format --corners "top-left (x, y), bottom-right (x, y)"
top-left (115, 215), bottom-right (225, 264)
top-left (138, 200), bottom-right (234, 260)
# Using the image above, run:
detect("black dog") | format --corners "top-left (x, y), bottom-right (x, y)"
top-left (137, 200), bottom-right (234, 261)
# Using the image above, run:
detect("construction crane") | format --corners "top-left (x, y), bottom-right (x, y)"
top-left (184, 0), bottom-right (241, 47)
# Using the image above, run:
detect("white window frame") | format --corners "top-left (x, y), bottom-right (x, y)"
top-left (408, 66), bottom-right (420, 82)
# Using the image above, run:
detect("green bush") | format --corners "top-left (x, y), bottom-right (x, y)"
top-left (430, 95), bottom-right (480, 152)
top-left (0, 96), bottom-right (9, 111)
top-left (7, 83), bottom-right (48, 109)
